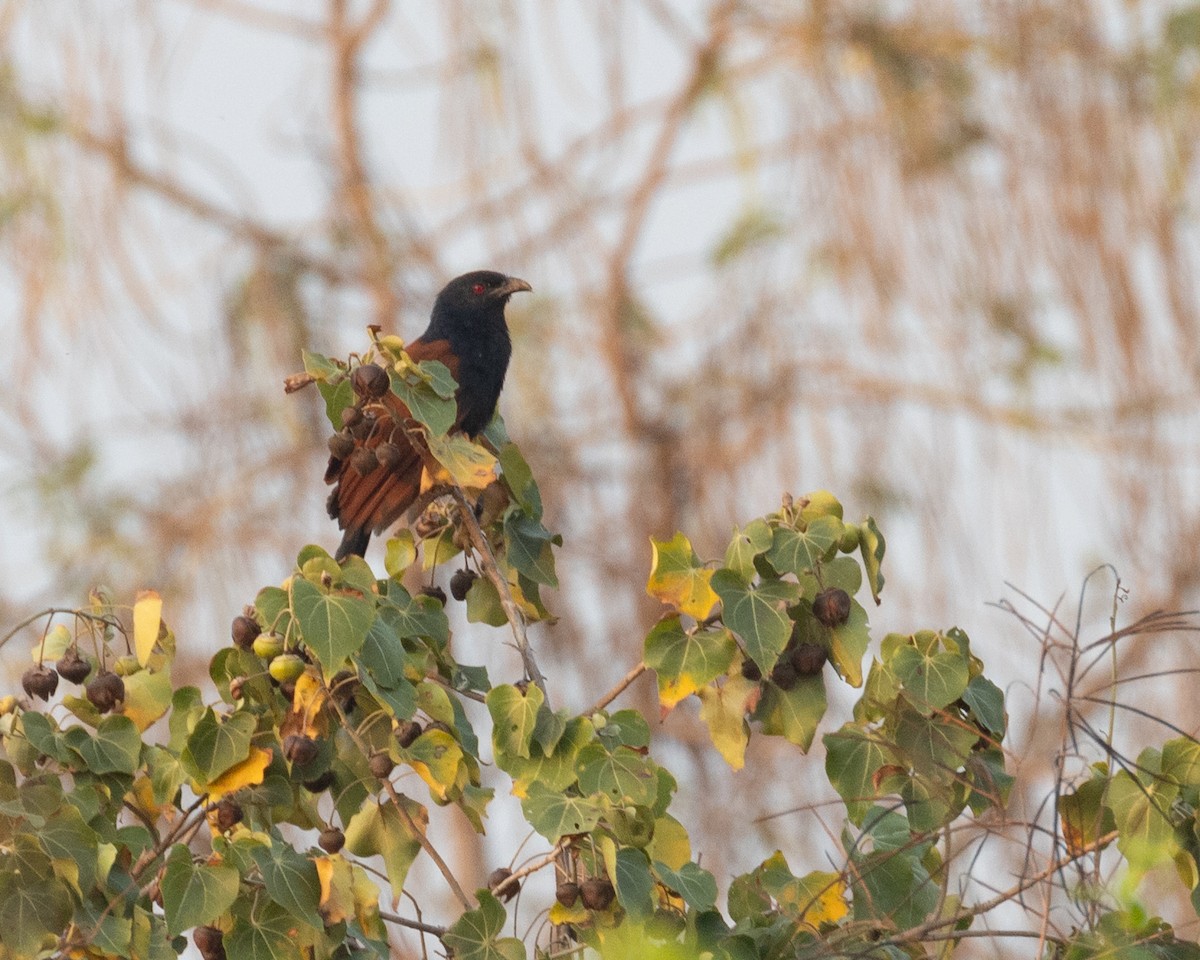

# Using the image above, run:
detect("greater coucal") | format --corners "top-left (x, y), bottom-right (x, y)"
top-left (326, 270), bottom-right (531, 560)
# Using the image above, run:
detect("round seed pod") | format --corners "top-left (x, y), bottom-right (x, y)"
top-left (283, 734), bottom-right (319, 767)
top-left (740, 658), bottom-right (762, 682)
top-left (351, 363), bottom-right (389, 400)
top-left (193, 925), bottom-right (226, 960)
top-left (85, 671), bottom-right (124, 712)
top-left (56, 648), bottom-right (92, 685)
top-left (769, 659), bottom-right (799, 692)
top-left (790, 642), bottom-right (828, 677)
top-left (303, 771), bottom-right (336, 793)
top-left (420, 585), bottom-right (447, 606)
top-left (556, 881), bottom-right (580, 907)
top-left (376, 442), bottom-right (404, 470)
top-left (450, 569), bottom-right (479, 602)
top-left (812, 587), bottom-right (852, 628)
top-left (395, 719), bottom-right (423, 749)
top-left (351, 448), bottom-right (378, 476)
top-left (368, 752), bottom-right (395, 780)
top-left (340, 405), bottom-right (364, 428)
top-left (319, 826), bottom-right (345, 854)
top-left (488, 867), bottom-right (519, 903)
top-left (580, 877), bottom-right (616, 911)
top-left (215, 798), bottom-right (243, 832)
top-left (22, 665), bottom-right (59, 701)
top-left (230, 615), bottom-right (261, 650)
top-left (327, 432), bottom-right (356, 459)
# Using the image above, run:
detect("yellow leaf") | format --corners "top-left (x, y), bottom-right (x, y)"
top-left (349, 863), bottom-right (384, 939)
top-left (548, 900), bottom-right (588, 925)
top-left (646, 814), bottom-right (691, 871)
top-left (31, 624), bottom-right (72, 664)
top-left (121, 669), bottom-right (173, 732)
top-left (696, 676), bottom-right (757, 770)
top-left (129, 773), bottom-right (161, 821)
top-left (292, 672), bottom-right (329, 738)
top-left (205, 746), bottom-right (272, 800)
top-left (133, 591), bottom-right (163, 667)
top-left (647, 533), bottom-right (719, 620)
top-left (424, 432), bottom-right (499, 491)
top-left (407, 729), bottom-right (464, 802)
top-left (316, 856), bottom-right (350, 925)
top-left (785, 871), bottom-right (848, 929)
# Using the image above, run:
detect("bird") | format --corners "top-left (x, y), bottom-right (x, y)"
top-left (325, 270), bottom-right (531, 560)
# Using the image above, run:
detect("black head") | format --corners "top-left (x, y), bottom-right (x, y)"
top-left (432, 271), bottom-right (532, 322)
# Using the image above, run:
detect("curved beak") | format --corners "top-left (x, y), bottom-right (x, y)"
top-left (496, 276), bottom-right (532, 298)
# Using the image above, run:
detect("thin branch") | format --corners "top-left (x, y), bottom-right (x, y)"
top-left (585, 661), bottom-right (647, 714)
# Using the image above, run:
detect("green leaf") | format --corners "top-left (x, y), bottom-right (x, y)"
top-left (891, 642), bottom-right (969, 713)
top-left (644, 616), bottom-right (736, 710)
top-left (723, 519), bottom-right (772, 581)
top-left (0, 874), bottom-right (73, 958)
top-left (39, 804), bottom-right (99, 892)
top-left (379, 585), bottom-right (450, 645)
top-left (76, 894), bottom-right (133, 957)
top-left (226, 901), bottom-right (307, 960)
top-left (1106, 769), bottom-right (1180, 875)
top-left (317, 378), bottom-right (354, 432)
top-left (654, 861), bottom-right (718, 911)
top-left (755, 674), bottom-right (828, 752)
top-left (504, 513), bottom-right (558, 587)
top-left (487, 684), bottom-right (544, 761)
top-left (302, 349), bottom-right (340, 380)
top-left (577, 744), bottom-right (659, 806)
top-left (893, 706), bottom-right (978, 778)
top-left (75, 714), bottom-right (142, 775)
top-left (389, 368), bottom-right (456, 436)
top-left (250, 838), bottom-right (322, 929)
top-left (859, 516), bottom-right (886, 604)
top-left (181, 709), bottom-right (256, 786)
top-left (614, 847), bottom-right (655, 919)
top-left (829, 599), bottom-right (871, 688)
top-left (344, 798), bottom-right (426, 894)
top-left (962, 675), bottom-right (1006, 736)
top-left (495, 716), bottom-right (595, 795)
top-left (384, 532), bottom-right (417, 580)
top-left (290, 576), bottom-right (376, 676)
top-left (1163, 737), bottom-right (1200, 788)
top-left (824, 725), bottom-right (892, 824)
top-left (766, 517), bottom-right (840, 576)
top-left (499, 443), bottom-right (541, 518)
top-left (711, 570), bottom-right (798, 673)
top-left (520, 782), bottom-right (603, 841)
top-left (445, 892), bottom-right (527, 960)
top-left (160, 844), bottom-right (240, 937)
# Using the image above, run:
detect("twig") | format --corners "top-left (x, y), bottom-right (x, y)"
top-left (585, 662), bottom-right (647, 714)
top-left (378, 911), bottom-right (447, 938)
top-left (448, 485), bottom-right (548, 698)
top-left (491, 841), bottom-right (568, 900)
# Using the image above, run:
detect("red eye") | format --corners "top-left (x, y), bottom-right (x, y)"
top-left (471, 283), bottom-right (486, 295)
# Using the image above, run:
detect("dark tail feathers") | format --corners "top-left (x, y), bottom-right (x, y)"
top-left (335, 528), bottom-right (371, 562)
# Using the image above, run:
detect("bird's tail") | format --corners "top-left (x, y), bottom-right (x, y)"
top-left (335, 527), bottom-right (371, 562)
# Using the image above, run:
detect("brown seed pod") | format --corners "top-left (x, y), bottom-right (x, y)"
top-left (812, 587), bottom-right (852, 628)
top-left (329, 669), bottom-right (360, 712)
top-left (340, 405), bottom-right (364, 428)
top-left (318, 826), bottom-right (345, 854)
top-left (85, 671), bottom-right (124, 712)
top-left (375, 442), bottom-right (404, 471)
top-left (283, 734), bottom-right (319, 767)
top-left (395, 719), bottom-right (423, 749)
top-left (488, 867), bottom-right (519, 902)
top-left (580, 877), bottom-right (616, 911)
top-left (368, 751), bottom-right (395, 780)
top-left (303, 771), bottom-right (336, 793)
top-left (413, 511), bottom-right (445, 539)
top-left (556, 881), bottom-right (580, 907)
top-left (450, 568), bottom-right (479, 602)
top-left (789, 642), bottom-right (828, 677)
top-left (769, 659), bottom-right (799, 692)
top-left (419, 585), bottom-right (447, 606)
top-left (351, 363), bottom-right (390, 400)
top-left (740, 658), bottom-right (762, 682)
top-left (230, 615), bottom-right (261, 650)
top-left (55, 648), bottom-right (92, 685)
top-left (22, 665), bottom-right (59, 701)
top-left (215, 798), bottom-right (243, 832)
top-left (351, 448), bottom-right (379, 476)
top-left (327, 431), bottom-right (356, 460)
top-left (349, 414), bottom-right (375, 441)
top-left (193, 925), bottom-right (226, 960)
top-left (228, 676), bottom-right (246, 701)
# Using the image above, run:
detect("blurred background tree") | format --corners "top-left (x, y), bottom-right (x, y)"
top-left (1, 1), bottom-right (1198, 951)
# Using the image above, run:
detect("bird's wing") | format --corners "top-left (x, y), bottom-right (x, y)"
top-left (326, 338), bottom-right (461, 546)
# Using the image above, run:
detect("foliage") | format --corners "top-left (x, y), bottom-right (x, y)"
top-left (0, 341), bottom-right (1198, 959)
